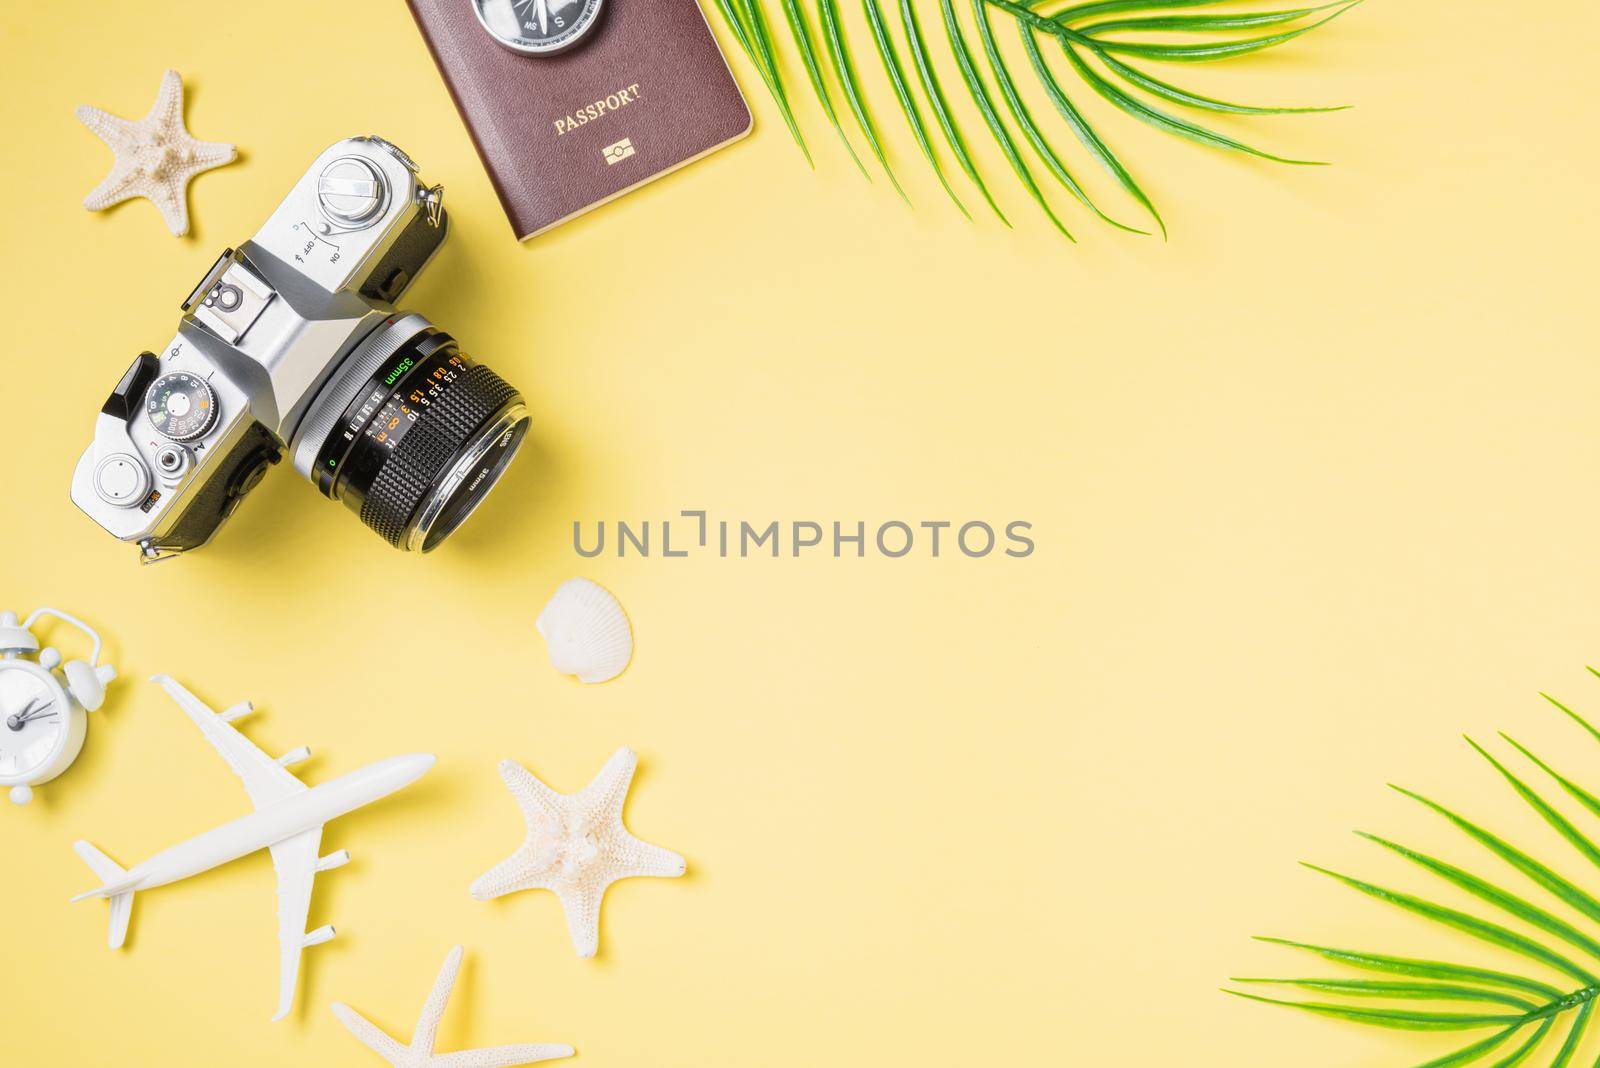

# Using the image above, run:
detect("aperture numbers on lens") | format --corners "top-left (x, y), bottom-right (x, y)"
top-left (364, 352), bottom-right (470, 451)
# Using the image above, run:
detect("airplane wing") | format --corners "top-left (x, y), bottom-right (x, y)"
top-left (268, 826), bottom-right (335, 1021)
top-left (153, 674), bottom-right (307, 809)
top-left (153, 675), bottom-right (343, 1020)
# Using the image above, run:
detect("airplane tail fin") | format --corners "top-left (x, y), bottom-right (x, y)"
top-left (71, 840), bottom-right (137, 948)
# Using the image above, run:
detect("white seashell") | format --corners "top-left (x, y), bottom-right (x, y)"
top-left (536, 578), bottom-right (633, 684)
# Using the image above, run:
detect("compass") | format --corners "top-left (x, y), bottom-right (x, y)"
top-left (473, 0), bottom-right (604, 55)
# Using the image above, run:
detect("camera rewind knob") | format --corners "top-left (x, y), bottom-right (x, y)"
top-left (317, 157), bottom-right (387, 227)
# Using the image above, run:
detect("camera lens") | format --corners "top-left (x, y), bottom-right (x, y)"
top-left (289, 314), bottom-right (530, 552)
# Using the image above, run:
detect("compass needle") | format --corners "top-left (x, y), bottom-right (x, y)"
top-left (475, 0), bottom-right (603, 54)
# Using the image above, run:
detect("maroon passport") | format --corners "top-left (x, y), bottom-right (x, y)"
top-left (405, 0), bottom-right (752, 239)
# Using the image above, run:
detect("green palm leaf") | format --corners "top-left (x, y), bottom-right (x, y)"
top-left (707, 0), bottom-right (1361, 236)
top-left (1252, 938), bottom-right (1565, 1001)
top-left (1230, 978), bottom-right (1538, 1011)
top-left (971, 0), bottom-right (1143, 232)
top-left (1502, 727), bottom-right (1600, 825)
top-left (1497, 1017), bottom-right (1556, 1067)
top-left (1420, 1023), bottom-right (1516, 1068)
top-left (1236, 680), bottom-right (1600, 1064)
top-left (1083, 1), bottom-right (1361, 61)
top-left (782, 0), bottom-right (871, 176)
top-left (863, 0), bottom-right (970, 214)
top-left (1225, 991), bottom-right (1525, 1031)
top-left (1054, 0), bottom-right (1239, 23)
top-left (1018, 25), bottom-right (1164, 235)
top-left (1416, 1026), bottom-right (1521, 1068)
top-left (1466, 736), bottom-right (1600, 879)
top-left (1056, 34), bottom-right (1326, 165)
top-left (941, 0), bottom-right (1073, 236)
top-left (900, 0), bottom-right (1010, 222)
top-left (1387, 784), bottom-right (1600, 930)
top-left (1094, 49), bottom-right (1347, 115)
top-left (1077, 1), bottom-right (1350, 34)
top-left (1352, 832), bottom-right (1600, 968)
top-left (739, 0), bottom-right (813, 160)
top-left (819, 0), bottom-right (911, 201)
top-left (1548, 999), bottom-right (1592, 1068)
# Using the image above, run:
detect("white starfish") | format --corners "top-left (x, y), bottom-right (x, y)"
top-left (331, 945), bottom-right (573, 1067)
top-left (76, 70), bottom-right (236, 237)
top-left (471, 748), bottom-right (686, 958)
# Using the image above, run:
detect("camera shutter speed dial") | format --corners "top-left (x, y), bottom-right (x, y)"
top-left (145, 372), bottom-right (217, 442)
top-left (317, 157), bottom-right (387, 227)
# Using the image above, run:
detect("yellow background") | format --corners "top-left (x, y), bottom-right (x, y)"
top-left (3, 1), bottom-right (1599, 1064)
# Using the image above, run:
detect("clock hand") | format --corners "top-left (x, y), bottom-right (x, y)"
top-left (6, 697), bottom-right (41, 731)
top-left (9, 700), bottom-right (56, 729)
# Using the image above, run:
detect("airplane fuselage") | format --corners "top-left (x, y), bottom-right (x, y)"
top-left (116, 754), bottom-right (433, 892)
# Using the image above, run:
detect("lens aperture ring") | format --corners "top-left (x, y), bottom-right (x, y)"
top-left (359, 363), bottom-right (522, 547)
top-left (289, 313), bottom-right (432, 483)
top-left (322, 340), bottom-right (456, 500)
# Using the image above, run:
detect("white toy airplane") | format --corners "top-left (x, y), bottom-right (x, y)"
top-left (71, 674), bottom-right (435, 1021)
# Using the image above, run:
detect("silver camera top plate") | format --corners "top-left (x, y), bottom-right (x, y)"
top-left (70, 136), bottom-right (449, 558)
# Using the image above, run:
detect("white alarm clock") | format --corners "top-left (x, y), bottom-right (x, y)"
top-left (0, 608), bottom-right (117, 805)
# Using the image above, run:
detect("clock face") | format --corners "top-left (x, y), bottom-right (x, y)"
top-left (0, 663), bottom-right (67, 782)
top-left (472, 0), bottom-right (604, 55)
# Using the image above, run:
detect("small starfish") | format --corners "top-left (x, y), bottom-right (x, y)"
top-left (471, 747), bottom-right (686, 958)
top-left (331, 945), bottom-right (573, 1067)
top-left (76, 70), bottom-right (236, 237)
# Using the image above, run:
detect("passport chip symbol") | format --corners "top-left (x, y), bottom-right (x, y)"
top-left (602, 138), bottom-right (636, 165)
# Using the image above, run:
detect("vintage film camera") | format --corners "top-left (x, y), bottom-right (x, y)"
top-left (72, 136), bottom-right (530, 562)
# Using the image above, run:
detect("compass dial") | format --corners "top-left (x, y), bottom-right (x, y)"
top-left (473, 0), bottom-right (604, 55)
top-left (145, 371), bottom-right (218, 442)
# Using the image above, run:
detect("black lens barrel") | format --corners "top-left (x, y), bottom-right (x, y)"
top-left (360, 362), bottom-right (523, 548)
top-left (310, 324), bottom-right (527, 550)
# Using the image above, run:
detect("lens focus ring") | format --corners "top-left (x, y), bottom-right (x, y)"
top-left (359, 363), bottom-right (521, 547)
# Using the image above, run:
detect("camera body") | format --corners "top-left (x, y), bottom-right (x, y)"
top-left (72, 136), bottom-right (527, 561)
